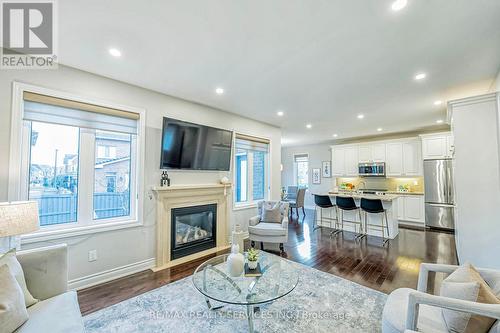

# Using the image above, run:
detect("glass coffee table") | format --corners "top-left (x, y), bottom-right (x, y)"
top-left (192, 252), bottom-right (299, 332)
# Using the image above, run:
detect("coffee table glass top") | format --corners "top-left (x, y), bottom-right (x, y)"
top-left (192, 252), bottom-right (299, 306)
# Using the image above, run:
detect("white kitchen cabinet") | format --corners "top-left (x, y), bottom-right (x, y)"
top-left (397, 195), bottom-right (425, 224)
top-left (331, 147), bottom-right (345, 176)
top-left (402, 140), bottom-right (421, 175)
top-left (386, 142), bottom-right (403, 176)
top-left (344, 147), bottom-right (359, 176)
top-left (372, 144), bottom-right (386, 162)
top-left (358, 145), bottom-right (372, 163)
top-left (332, 138), bottom-right (420, 177)
top-left (421, 132), bottom-right (454, 159)
top-left (386, 140), bottom-right (422, 176)
top-left (359, 144), bottom-right (386, 163)
top-left (396, 197), bottom-right (404, 220)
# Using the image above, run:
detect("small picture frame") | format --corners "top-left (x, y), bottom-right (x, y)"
top-left (312, 168), bottom-right (321, 184)
top-left (322, 161), bottom-right (332, 178)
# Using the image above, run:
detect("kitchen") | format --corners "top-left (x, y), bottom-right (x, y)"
top-left (282, 131), bottom-right (456, 241)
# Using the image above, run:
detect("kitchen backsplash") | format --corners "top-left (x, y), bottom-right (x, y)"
top-left (335, 177), bottom-right (424, 193)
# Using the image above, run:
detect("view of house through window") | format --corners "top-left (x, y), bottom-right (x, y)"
top-left (22, 91), bottom-right (140, 229)
top-left (235, 135), bottom-right (269, 205)
top-left (94, 131), bottom-right (132, 220)
top-left (294, 154), bottom-right (309, 188)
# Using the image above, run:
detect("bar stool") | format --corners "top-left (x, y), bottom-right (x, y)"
top-left (336, 196), bottom-right (364, 240)
top-left (313, 194), bottom-right (340, 235)
top-left (360, 198), bottom-right (390, 246)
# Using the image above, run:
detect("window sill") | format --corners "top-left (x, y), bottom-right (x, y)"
top-left (233, 202), bottom-right (258, 211)
top-left (21, 219), bottom-right (143, 244)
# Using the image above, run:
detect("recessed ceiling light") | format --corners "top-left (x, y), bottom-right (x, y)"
top-left (333, 134), bottom-right (338, 138)
top-left (414, 73), bottom-right (427, 81)
top-left (306, 124), bottom-right (312, 129)
top-left (108, 48), bottom-right (122, 57)
top-left (357, 114), bottom-right (365, 119)
top-left (436, 119), bottom-right (444, 124)
top-left (277, 111), bottom-right (284, 116)
top-left (434, 100), bottom-right (443, 106)
top-left (215, 87), bottom-right (224, 95)
top-left (377, 128), bottom-right (383, 132)
top-left (391, 0), bottom-right (408, 11)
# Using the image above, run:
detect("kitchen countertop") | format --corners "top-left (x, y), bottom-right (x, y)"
top-left (386, 191), bottom-right (424, 195)
top-left (326, 191), bottom-right (400, 202)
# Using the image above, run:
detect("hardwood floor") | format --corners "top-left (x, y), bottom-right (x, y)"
top-left (77, 209), bottom-right (457, 316)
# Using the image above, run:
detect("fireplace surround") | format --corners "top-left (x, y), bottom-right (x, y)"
top-left (152, 184), bottom-right (231, 271)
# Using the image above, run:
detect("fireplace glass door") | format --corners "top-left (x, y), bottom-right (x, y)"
top-left (171, 204), bottom-right (217, 259)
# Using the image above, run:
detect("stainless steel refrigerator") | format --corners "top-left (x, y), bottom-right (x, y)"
top-left (423, 159), bottom-right (455, 230)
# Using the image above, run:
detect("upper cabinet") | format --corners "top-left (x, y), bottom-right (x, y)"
top-left (372, 144), bottom-right (386, 162)
top-left (421, 132), bottom-right (454, 159)
top-left (331, 147), bottom-right (346, 176)
top-left (386, 142), bottom-right (404, 175)
top-left (358, 143), bottom-right (386, 163)
top-left (358, 145), bottom-right (372, 163)
top-left (402, 140), bottom-right (421, 176)
top-left (331, 137), bottom-right (422, 177)
top-left (331, 146), bottom-right (358, 176)
top-left (386, 139), bottom-right (422, 176)
top-left (344, 146), bottom-right (359, 176)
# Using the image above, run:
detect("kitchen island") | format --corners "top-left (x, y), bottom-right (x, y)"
top-left (312, 191), bottom-right (400, 239)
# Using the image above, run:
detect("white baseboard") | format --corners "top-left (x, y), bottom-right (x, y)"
top-left (68, 257), bottom-right (156, 290)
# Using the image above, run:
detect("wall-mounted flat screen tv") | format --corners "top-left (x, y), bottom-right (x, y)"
top-left (160, 117), bottom-right (233, 171)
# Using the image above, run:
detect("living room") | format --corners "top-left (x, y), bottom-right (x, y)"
top-left (1, 1), bottom-right (500, 333)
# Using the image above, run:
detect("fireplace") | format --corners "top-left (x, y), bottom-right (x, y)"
top-left (171, 204), bottom-right (217, 260)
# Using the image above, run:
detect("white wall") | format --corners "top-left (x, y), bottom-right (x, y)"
top-left (281, 143), bottom-right (334, 208)
top-left (450, 93), bottom-right (500, 269)
top-left (0, 65), bottom-right (281, 287)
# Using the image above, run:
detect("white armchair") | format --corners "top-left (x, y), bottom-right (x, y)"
top-left (382, 263), bottom-right (500, 333)
top-left (248, 201), bottom-right (289, 252)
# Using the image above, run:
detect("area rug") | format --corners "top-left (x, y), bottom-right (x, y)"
top-left (84, 255), bottom-right (387, 332)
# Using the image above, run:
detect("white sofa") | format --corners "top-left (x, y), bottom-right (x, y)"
top-left (248, 201), bottom-right (289, 252)
top-left (382, 263), bottom-right (500, 333)
top-left (15, 244), bottom-right (85, 333)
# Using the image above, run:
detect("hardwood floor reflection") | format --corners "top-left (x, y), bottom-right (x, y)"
top-left (77, 209), bottom-right (457, 315)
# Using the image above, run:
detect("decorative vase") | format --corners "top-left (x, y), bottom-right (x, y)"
top-left (226, 244), bottom-right (244, 277)
top-left (248, 260), bottom-right (258, 270)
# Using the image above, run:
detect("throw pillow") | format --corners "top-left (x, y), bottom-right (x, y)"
top-left (260, 202), bottom-right (282, 223)
top-left (440, 262), bottom-right (500, 333)
top-left (440, 281), bottom-right (480, 332)
top-left (0, 264), bottom-right (28, 333)
top-left (0, 250), bottom-right (38, 307)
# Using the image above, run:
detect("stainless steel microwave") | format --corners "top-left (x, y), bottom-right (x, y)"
top-left (358, 162), bottom-right (386, 177)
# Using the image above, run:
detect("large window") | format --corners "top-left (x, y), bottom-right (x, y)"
top-left (234, 134), bottom-right (269, 206)
top-left (14, 87), bottom-right (143, 234)
top-left (294, 154), bottom-right (309, 188)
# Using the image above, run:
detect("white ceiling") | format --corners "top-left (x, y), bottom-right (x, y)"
top-left (58, 0), bottom-right (500, 146)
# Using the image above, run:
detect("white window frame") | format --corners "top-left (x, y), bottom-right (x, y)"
top-left (233, 132), bottom-right (271, 210)
top-left (293, 153), bottom-right (309, 188)
top-left (8, 82), bottom-right (146, 244)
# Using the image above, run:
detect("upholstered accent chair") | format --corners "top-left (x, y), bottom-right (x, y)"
top-left (15, 244), bottom-right (85, 332)
top-left (248, 201), bottom-right (289, 252)
top-left (382, 263), bottom-right (500, 333)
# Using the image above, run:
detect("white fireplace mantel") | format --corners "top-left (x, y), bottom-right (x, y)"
top-left (151, 183), bottom-right (231, 271)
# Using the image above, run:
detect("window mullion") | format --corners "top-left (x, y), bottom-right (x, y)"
top-left (78, 129), bottom-right (96, 226)
top-left (265, 152), bottom-right (270, 200)
top-left (248, 151), bottom-right (254, 202)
